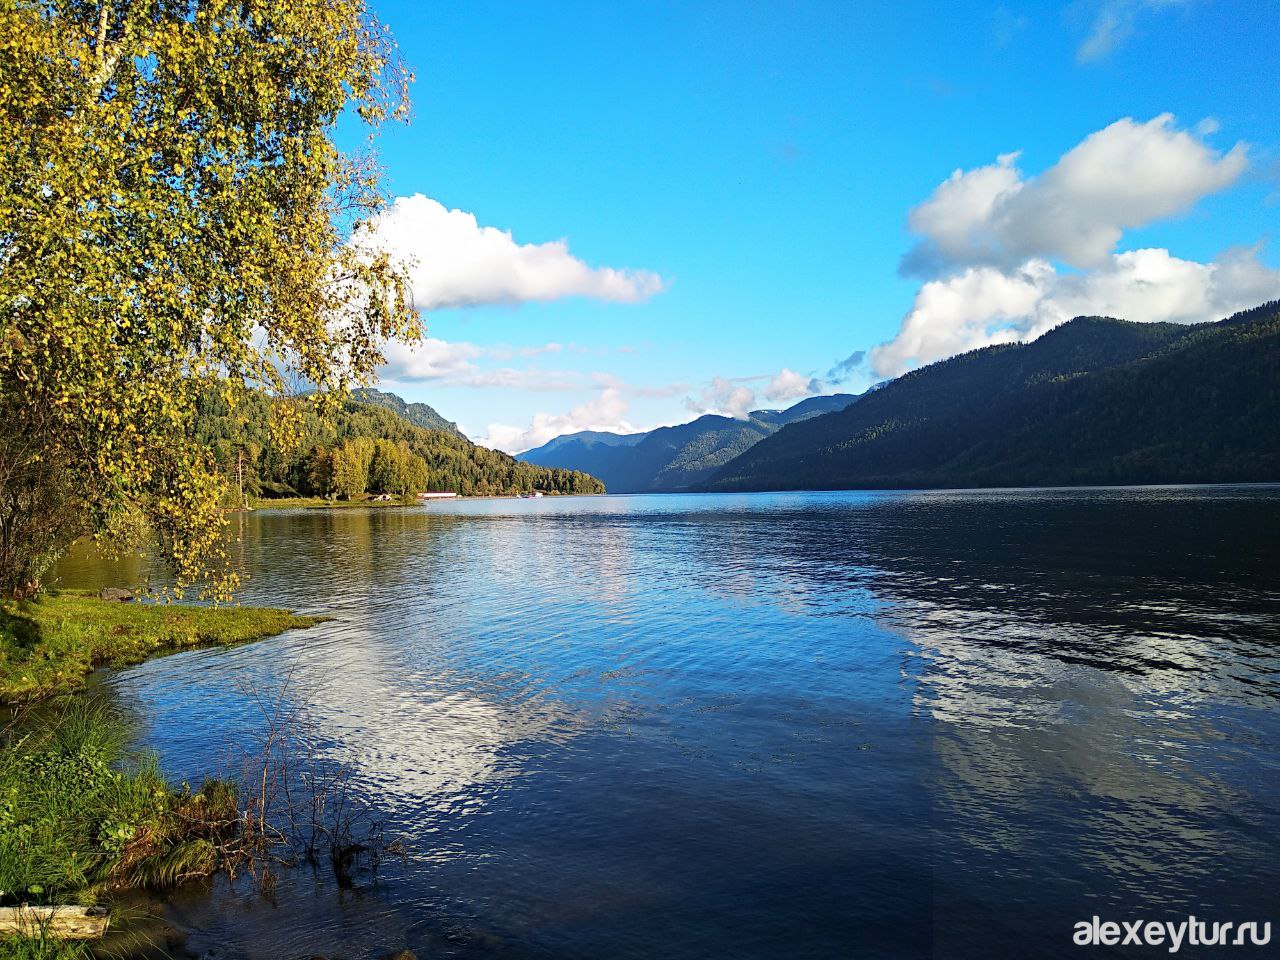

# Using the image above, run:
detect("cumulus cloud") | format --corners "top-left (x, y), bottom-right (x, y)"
top-left (684, 377), bottom-right (758, 420)
top-left (902, 115), bottom-right (1247, 273)
top-left (357, 194), bottom-right (666, 310)
top-left (481, 388), bottom-right (639, 453)
top-left (870, 246), bottom-right (1280, 377)
top-left (763, 368), bottom-right (823, 404)
top-left (379, 337), bottom-right (484, 381)
top-left (868, 114), bottom-right (1277, 378)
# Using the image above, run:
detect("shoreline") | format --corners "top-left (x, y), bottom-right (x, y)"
top-left (0, 591), bottom-right (327, 705)
top-left (0, 594), bottom-right (331, 958)
top-left (252, 491), bottom-right (597, 510)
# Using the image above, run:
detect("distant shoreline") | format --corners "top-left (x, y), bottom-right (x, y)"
top-left (249, 482), bottom-right (1280, 511)
top-left (251, 491), bottom-right (597, 510)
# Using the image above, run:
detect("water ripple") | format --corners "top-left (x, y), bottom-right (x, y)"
top-left (52, 487), bottom-right (1280, 959)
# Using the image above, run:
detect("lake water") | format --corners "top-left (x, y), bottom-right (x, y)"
top-left (56, 488), bottom-right (1280, 959)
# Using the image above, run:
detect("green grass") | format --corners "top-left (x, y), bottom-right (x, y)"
top-left (0, 699), bottom-right (239, 954)
top-left (0, 937), bottom-right (88, 959)
top-left (0, 592), bottom-right (326, 704)
top-left (252, 493), bottom-right (418, 510)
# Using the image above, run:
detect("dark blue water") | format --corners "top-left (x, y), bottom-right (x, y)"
top-left (59, 488), bottom-right (1280, 959)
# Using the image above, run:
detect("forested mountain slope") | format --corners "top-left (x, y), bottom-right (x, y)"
top-left (707, 304), bottom-right (1280, 490)
top-left (351, 388), bottom-right (463, 437)
top-left (196, 392), bottom-right (603, 498)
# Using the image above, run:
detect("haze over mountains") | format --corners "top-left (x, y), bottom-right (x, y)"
top-left (518, 394), bottom-right (858, 493)
top-left (507, 302), bottom-right (1280, 493)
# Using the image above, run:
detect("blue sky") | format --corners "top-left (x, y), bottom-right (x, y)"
top-left (345, 0), bottom-right (1279, 450)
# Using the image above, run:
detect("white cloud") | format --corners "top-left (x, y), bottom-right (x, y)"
top-left (356, 194), bottom-right (665, 310)
top-left (870, 262), bottom-right (1047, 376)
top-left (481, 388), bottom-right (638, 453)
top-left (633, 381), bottom-right (689, 398)
top-left (679, 368), bottom-right (831, 420)
top-left (904, 151), bottom-right (1025, 272)
top-left (379, 337), bottom-right (484, 381)
top-left (870, 246), bottom-right (1280, 377)
top-left (903, 115), bottom-right (1247, 272)
top-left (869, 113), bottom-right (1275, 378)
top-left (486, 342), bottom-right (564, 362)
top-left (1076, 0), bottom-right (1188, 63)
top-left (684, 377), bottom-right (758, 420)
top-left (763, 368), bottom-right (822, 404)
top-left (454, 368), bottom-right (583, 392)
top-left (379, 337), bottom-right (614, 391)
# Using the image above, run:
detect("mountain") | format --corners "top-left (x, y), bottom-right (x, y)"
top-left (352, 387), bottom-right (463, 437)
top-left (535, 430), bottom-right (648, 453)
top-left (706, 302), bottom-right (1280, 491)
top-left (195, 390), bottom-right (604, 498)
top-left (750, 393), bottom-right (867, 426)
top-left (519, 393), bottom-right (858, 493)
top-left (518, 430), bottom-right (648, 492)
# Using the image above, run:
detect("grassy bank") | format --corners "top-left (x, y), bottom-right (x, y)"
top-left (1, 699), bottom-right (238, 959)
top-left (251, 493), bottom-right (418, 510)
top-left (0, 592), bottom-right (325, 704)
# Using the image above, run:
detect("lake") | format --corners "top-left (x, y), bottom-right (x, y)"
top-left (56, 487), bottom-right (1280, 959)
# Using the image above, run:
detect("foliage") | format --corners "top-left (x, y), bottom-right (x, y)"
top-left (195, 391), bottom-right (606, 499)
top-left (0, 697), bottom-right (239, 909)
top-left (0, 0), bottom-right (418, 599)
top-left (0, 687), bottom-right (397, 949)
top-left (0, 592), bottom-right (324, 703)
top-left (708, 304), bottom-right (1280, 490)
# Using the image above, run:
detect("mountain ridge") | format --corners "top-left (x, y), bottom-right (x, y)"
top-left (518, 393), bottom-right (859, 492)
top-left (706, 304), bottom-right (1280, 491)
top-left (352, 387), bottom-right (463, 437)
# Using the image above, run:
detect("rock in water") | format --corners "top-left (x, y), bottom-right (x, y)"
top-left (99, 586), bottom-right (134, 602)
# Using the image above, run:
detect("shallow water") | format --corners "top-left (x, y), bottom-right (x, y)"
top-left (57, 488), bottom-right (1280, 959)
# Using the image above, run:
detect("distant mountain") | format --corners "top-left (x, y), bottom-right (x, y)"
top-left (518, 430), bottom-right (648, 492)
top-left (706, 302), bottom-right (1280, 491)
top-left (519, 393), bottom-right (858, 493)
top-left (353, 388), bottom-right (463, 437)
top-left (749, 393), bottom-right (866, 426)
top-left (531, 429), bottom-right (647, 456)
